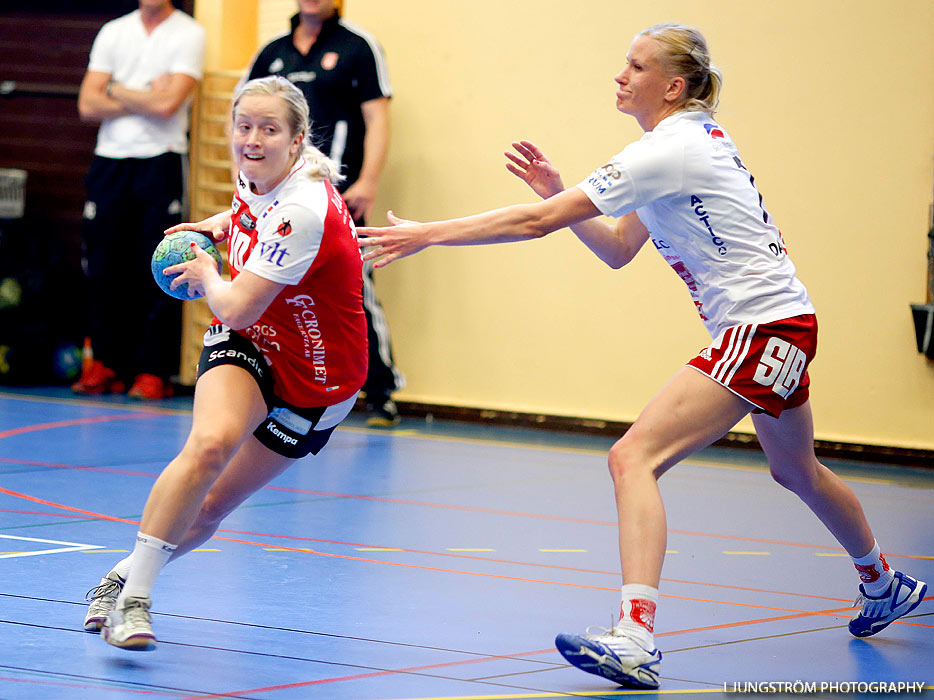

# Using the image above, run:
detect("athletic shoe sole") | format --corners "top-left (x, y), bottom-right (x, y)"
top-left (101, 629), bottom-right (157, 651)
top-left (555, 633), bottom-right (660, 689)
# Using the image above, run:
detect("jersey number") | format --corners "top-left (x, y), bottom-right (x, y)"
top-left (753, 338), bottom-right (806, 398)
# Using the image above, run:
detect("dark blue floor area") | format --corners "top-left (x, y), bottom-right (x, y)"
top-left (0, 387), bottom-right (931, 699)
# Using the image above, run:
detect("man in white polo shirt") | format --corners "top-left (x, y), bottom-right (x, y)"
top-left (74, 0), bottom-right (205, 399)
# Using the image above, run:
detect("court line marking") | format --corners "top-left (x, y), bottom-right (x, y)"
top-left (1, 459), bottom-right (929, 560)
top-left (0, 491), bottom-right (893, 607)
top-left (3, 490), bottom-right (931, 621)
top-left (5, 485), bottom-right (891, 630)
top-left (80, 549), bottom-right (129, 554)
top-left (0, 674), bottom-right (184, 698)
top-left (147, 527), bottom-right (865, 605)
top-left (335, 426), bottom-right (900, 485)
top-left (0, 391), bottom-right (909, 487)
top-left (162, 602), bottom-right (918, 700)
top-left (722, 551), bottom-right (770, 556)
top-left (370, 691), bottom-right (724, 699)
top-left (0, 533), bottom-right (103, 559)
top-left (260, 484), bottom-right (932, 561)
top-left (0, 661), bottom-right (220, 698)
top-left (8, 605), bottom-right (932, 700)
top-left (2, 396), bottom-right (929, 697)
top-left (0, 390), bottom-right (191, 416)
top-left (0, 413), bottom-right (154, 441)
top-left (0, 485), bottom-right (864, 617)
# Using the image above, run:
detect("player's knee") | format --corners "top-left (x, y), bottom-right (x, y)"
top-left (181, 431), bottom-right (238, 477)
top-left (608, 439), bottom-right (643, 484)
top-left (769, 462), bottom-right (818, 495)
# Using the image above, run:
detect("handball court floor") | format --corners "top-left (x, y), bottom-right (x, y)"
top-left (0, 388), bottom-right (931, 700)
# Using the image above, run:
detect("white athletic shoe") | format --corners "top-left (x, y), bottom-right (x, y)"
top-left (101, 596), bottom-right (156, 651)
top-left (83, 571), bottom-right (125, 631)
top-left (555, 626), bottom-right (662, 689)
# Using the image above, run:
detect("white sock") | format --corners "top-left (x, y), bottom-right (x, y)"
top-left (110, 555), bottom-right (132, 581)
top-left (617, 583), bottom-right (658, 649)
top-left (852, 540), bottom-right (895, 597)
top-left (115, 532), bottom-right (177, 608)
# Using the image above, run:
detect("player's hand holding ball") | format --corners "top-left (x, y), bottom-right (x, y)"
top-left (151, 229), bottom-right (223, 300)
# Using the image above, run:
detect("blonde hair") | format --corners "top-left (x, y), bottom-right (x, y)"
top-left (232, 76), bottom-right (345, 184)
top-left (639, 23), bottom-right (722, 115)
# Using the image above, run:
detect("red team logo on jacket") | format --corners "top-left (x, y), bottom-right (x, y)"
top-left (276, 219), bottom-right (292, 237)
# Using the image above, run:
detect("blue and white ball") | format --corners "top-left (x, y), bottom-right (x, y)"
top-left (151, 231), bottom-right (223, 300)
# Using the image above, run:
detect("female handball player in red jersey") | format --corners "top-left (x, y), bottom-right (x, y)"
top-left (84, 75), bottom-right (368, 650)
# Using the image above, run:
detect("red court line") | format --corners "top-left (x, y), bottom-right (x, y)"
top-left (263, 484), bottom-right (616, 526)
top-left (262, 485), bottom-right (931, 561)
top-left (164, 602), bottom-right (899, 700)
top-left (0, 413), bottom-right (152, 441)
top-left (0, 676), bottom-right (170, 696)
top-left (0, 457), bottom-right (160, 478)
top-left (4, 458), bottom-right (929, 561)
top-left (3, 486), bottom-right (928, 615)
top-left (210, 532), bottom-right (618, 593)
top-left (0, 485), bottom-right (870, 613)
top-left (179, 533), bottom-right (913, 621)
top-left (167, 648), bottom-right (557, 700)
top-left (217, 527), bottom-right (855, 604)
top-left (0, 509), bottom-right (102, 520)
top-left (0, 487), bottom-right (138, 526)
top-left (3, 485), bottom-right (931, 700)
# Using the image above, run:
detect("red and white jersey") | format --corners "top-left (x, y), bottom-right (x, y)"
top-left (577, 110), bottom-right (814, 339)
top-left (223, 158), bottom-right (367, 407)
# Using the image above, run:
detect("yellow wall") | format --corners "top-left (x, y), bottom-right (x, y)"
top-left (242, 1), bottom-right (934, 451)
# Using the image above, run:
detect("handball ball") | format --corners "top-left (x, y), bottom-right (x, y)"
top-left (151, 231), bottom-right (223, 300)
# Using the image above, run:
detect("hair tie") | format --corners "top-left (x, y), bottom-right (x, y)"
top-left (688, 45), bottom-right (707, 66)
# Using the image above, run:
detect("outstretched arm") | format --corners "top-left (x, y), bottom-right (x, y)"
top-left (359, 186), bottom-right (600, 268)
top-left (506, 140), bottom-right (649, 269)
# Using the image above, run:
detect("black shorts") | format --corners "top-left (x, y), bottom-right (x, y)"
top-left (197, 325), bottom-right (351, 459)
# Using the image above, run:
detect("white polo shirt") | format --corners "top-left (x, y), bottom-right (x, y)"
top-left (577, 110), bottom-right (814, 339)
top-left (87, 9), bottom-right (205, 159)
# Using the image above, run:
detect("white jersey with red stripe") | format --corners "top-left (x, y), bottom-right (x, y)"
top-left (223, 158), bottom-right (367, 407)
top-left (577, 110), bottom-right (814, 339)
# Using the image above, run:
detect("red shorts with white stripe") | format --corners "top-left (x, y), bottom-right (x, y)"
top-left (687, 314), bottom-right (818, 418)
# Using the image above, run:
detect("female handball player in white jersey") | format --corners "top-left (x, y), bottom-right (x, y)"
top-left (83, 76), bottom-right (368, 650)
top-left (358, 23), bottom-right (926, 689)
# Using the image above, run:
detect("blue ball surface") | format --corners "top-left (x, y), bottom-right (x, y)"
top-left (151, 231), bottom-right (223, 300)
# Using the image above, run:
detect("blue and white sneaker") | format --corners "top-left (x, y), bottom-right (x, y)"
top-left (849, 571), bottom-right (927, 638)
top-left (555, 626), bottom-right (661, 689)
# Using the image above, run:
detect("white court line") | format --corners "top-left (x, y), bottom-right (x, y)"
top-left (0, 533), bottom-right (104, 559)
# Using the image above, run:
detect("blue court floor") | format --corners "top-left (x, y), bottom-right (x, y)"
top-left (0, 388), bottom-right (931, 699)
